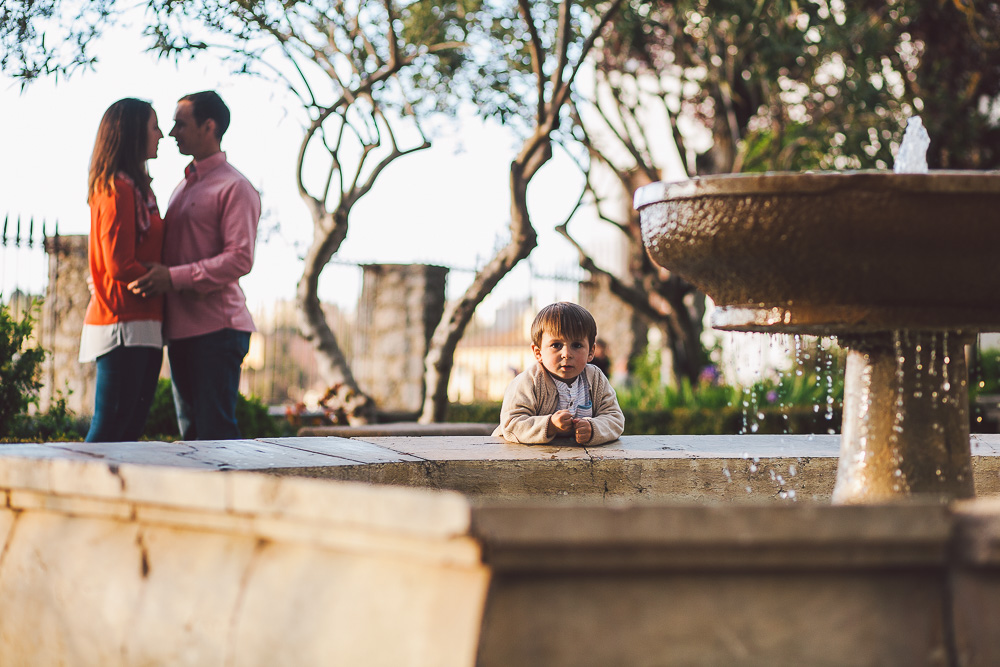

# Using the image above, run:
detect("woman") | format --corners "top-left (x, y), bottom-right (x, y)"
top-left (79, 98), bottom-right (165, 442)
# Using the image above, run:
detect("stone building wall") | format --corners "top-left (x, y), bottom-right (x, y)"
top-left (354, 264), bottom-right (449, 415)
top-left (40, 235), bottom-right (95, 415)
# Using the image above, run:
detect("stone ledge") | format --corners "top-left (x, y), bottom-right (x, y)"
top-left (471, 502), bottom-right (954, 570)
top-left (4, 434), bottom-right (1000, 505)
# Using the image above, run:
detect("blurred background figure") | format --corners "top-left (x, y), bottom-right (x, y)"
top-left (591, 338), bottom-right (611, 377)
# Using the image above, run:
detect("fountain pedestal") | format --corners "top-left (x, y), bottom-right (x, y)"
top-left (636, 171), bottom-right (1000, 502)
top-left (835, 333), bottom-right (974, 503)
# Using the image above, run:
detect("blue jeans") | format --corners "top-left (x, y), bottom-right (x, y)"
top-left (86, 345), bottom-right (163, 442)
top-left (167, 329), bottom-right (251, 441)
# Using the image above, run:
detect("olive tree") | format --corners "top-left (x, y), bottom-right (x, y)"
top-left (147, 1), bottom-right (489, 421)
top-left (418, 0), bottom-right (626, 422)
top-left (555, 0), bottom-right (1000, 386)
top-left (4, 0), bottom-right (481, 422)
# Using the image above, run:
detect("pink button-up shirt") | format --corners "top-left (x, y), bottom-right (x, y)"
top-left (163, 151), bottom-right (261, 341)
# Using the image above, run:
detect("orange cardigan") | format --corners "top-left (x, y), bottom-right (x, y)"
top-left (84, 176), bottom-right (165, 325)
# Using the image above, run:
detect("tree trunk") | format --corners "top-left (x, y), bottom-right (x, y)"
top-left (419, 135), bottom-right (551, 422)
top-left (295, 206), bottom-right (375, 423)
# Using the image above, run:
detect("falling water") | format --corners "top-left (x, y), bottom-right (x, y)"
top-left (972, 335), bottom-right (986, 428)
top-left (725, 330), bottom-right (844, 501)
top-left (891, 331), bottom-right (910, 493)
top-left (886, 115), bottom-right (962, 487)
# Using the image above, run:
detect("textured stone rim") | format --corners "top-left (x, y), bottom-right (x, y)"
top-left (635, 169), bottom-right (1000, 335)
top-left (633, 170), bottom-right (1000, 210)
top-left (710, 304), bottom-right (998, 335)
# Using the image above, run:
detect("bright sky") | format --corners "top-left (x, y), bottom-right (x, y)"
top-left (0, 19), bottom-right (603, 315)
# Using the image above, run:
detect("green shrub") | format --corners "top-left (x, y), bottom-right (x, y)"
top-left (144, 378), bottom-right (180, 440)
top-left (4, 391), bottom-right (89, 443)
top-left (236, 392), bottom-right (288, 438)
top-left (972, 347), bottom-right (1000, 395)
top-left (143, 378), bottom-right (287, 440)
top-left (0, 301), bottom-right (47, 438)
top-left (444, 401), bottom-right (502, 425)
top-left (622, 404), bottom-right (843, 436)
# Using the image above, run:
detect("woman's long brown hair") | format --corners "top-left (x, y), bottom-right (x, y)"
top-left (87, 98), bottom-right (153, 203)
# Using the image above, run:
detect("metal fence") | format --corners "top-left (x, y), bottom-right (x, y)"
top-left (242, 259), bottom-right (588, 406)
top-left (0, 215), bottom-right (54, 304)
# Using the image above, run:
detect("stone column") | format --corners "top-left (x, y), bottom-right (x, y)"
top-left (832, 332), bottom-right (975, 504)
top-left (40, 235), bottom-right (95, 415)
top-left (355, 264), bottom-right (448, 417)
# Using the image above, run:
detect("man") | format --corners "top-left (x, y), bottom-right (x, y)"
top-left (130, 91), bottom-right (261, 440)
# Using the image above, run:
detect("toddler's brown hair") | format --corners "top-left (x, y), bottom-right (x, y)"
top-left (530, 302), bottom-right (598, 348)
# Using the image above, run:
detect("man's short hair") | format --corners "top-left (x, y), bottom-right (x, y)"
top-left (530, 302), bottom-right (598, 348)
top-left (180, 91), bottom-right (231, 140)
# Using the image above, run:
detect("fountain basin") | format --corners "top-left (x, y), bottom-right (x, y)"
top-left (636, 171), bottom-right (1000, 503)
top-left (636, 171), bottom-right (1000, 335)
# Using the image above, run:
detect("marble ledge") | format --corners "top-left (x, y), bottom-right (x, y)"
top-left (3, 434), bottom-right (1000, 475)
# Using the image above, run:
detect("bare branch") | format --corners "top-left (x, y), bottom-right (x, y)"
top-left (383, 0), bottom-right (400, 65)
top-left (517, 0), bottom-right (548, 123)
top-left (552, 0), bottom-right (626, 112)
top-left (549, 1), bottom-right (572, 100)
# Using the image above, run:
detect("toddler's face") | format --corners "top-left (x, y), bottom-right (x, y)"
top-left (533, 332), bottom-right (594, 382)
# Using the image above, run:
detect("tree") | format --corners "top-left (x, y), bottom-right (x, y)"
top-left (619, 0), bottom-right (1000, 173)
top-left (555, 0), bottom-right (1000, 387)
top-left (559, 80), bottom-right (709, 387)
top-left (147, 1), bottom-right (487, 422)
top-left (418, 0), bottom-right (626, 422)
top-left (4, 0), bottom-right (481, 422)
top-left (1, 0), bottom-right (114, 83)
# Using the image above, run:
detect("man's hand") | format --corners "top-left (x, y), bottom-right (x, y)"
top-left (549, 410), bottom-right (574, 435)
top-left (128, 263), bottom-right (173, 297)
top-left (573, 418), bottom-right (592, 444)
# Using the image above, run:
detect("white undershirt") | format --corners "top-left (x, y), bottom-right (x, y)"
top-left (78, 320), bottom-right (163, 363)
top-left (554, 372), bottom-right (593, 419)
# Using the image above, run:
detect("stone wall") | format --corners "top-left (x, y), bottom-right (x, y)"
top-left (0, 456), bottom-right (488, 666)
top-left (3, 437), bottom-right (1000, 664)
top-left (40, 234), bottom-right (95, 415)
top-left (355, 264), bottom-right (448, 415)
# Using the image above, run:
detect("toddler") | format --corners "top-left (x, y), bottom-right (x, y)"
top-left (493, 302), bottom-right (625, 445)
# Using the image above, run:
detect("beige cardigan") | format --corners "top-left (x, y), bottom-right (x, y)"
top-left (492, 362), bottom-right (625, 445)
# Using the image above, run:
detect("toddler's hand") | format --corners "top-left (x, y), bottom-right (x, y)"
top-left (573, 418), bottom-right (592, 444)
top-left (550, 410), bottom-right (574, 435)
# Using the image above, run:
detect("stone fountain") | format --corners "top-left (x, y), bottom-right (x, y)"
top-left (7, 124), bottom-right (1000, 665)
top-left (635, 129), bottom-right (1000, 503)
